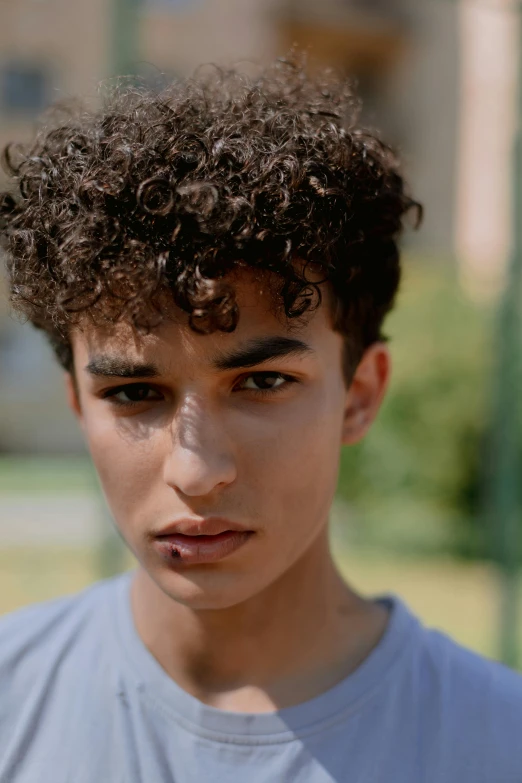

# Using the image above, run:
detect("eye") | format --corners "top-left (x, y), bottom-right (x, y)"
top-left (235, 372), bottom-right (295, 393)
top-left (102, 383), bottom-right (163, 406)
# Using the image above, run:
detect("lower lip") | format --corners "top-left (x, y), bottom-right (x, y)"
top-left (153, 531), bottom-right (253, 565)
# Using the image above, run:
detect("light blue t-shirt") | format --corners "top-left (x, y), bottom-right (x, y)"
top-left (1, 572), bottom-right (521, 783)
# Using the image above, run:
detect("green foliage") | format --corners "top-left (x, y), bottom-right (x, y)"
top-left (336, 259), bottom-right (495, 559)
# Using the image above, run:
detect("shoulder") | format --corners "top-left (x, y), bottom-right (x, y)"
top-left (415, 619), bottom-right (522, 779)
top-left (0, 574), bottom-right (124, 660)
top-left (420, 623), bottom-right (522, 709)
top-left (0, 575), bottom-right (127, 733)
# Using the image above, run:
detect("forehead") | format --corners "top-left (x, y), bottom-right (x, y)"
top-left (71, 271), bottom-right (336, 367)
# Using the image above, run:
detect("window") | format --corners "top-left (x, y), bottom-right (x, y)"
top-left (1, 62), bottom-right (49, 115)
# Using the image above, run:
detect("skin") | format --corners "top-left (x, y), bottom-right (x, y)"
top-left (65, 272), bottom-right (391, 712)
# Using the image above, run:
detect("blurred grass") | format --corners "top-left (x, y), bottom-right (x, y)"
top-left (0, 544), bottom-right (520, 665)
top-left (338, 550), bottom-right (522, 664)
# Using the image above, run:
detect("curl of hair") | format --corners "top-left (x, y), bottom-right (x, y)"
top-left (0, 56), bottom-right (421, 373)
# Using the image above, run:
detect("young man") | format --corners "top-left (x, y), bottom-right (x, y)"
top-left (0, 59), bottom-right (521, 782)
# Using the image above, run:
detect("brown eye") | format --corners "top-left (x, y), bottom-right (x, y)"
top-left (237, 373), bottom-right (291, 392)
top-left (122, 385), bottom-right (152, 401)
top-left (104, 383), bottom-right (163, 405)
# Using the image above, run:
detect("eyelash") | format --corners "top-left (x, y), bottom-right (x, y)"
top-left (101, 384), bottom-right (163, 407)
top-left (234, 372), bottom-right (297, 396)
top-left (101, 372), bottom-right (298, 408)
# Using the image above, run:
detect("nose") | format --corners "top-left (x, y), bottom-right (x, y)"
top-left (163, 394), bottom-right (237, 498)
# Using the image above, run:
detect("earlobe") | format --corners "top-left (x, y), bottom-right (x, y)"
top-left (64, 372), bottom-right (83, 424)
top-left (341, 343), bottom-right (390, 446)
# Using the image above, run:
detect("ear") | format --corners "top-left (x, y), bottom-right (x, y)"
top-left (341, 343), bottom-right (391, 446)
top-left (64, 372), bottom-right (84, 427)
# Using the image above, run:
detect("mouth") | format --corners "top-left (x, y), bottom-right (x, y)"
top-left (152, 518), bottom-right (254, 566)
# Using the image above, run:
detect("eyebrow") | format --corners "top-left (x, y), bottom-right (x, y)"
top-left (84, 357), bottom-right (161, 378)
top-left (84, 336), bottom-right (314, 378)
top-left (213, 336), bottom-right (314, 371)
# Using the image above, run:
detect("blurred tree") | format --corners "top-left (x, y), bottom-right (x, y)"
top-left (336, 260), bottom-right (496, 559)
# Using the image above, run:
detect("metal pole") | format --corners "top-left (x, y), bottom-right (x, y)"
top-left (488, 4), bottom-right (522, 669)
top-left (93, 0), bottom-right (143, 579)
top-left (96, 505), bottom-right (128, 579)
top-left (111, 0), bottom-right (142, 77)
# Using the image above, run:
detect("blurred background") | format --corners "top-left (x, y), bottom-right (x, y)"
top-left (1, 0), bottom-right (521, 666)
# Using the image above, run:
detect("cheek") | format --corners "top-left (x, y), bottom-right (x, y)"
top-left (236, 386), bottom-right (344, 524)
top-left (83, 408), bottom-right (165, 517)
top-left (250, 381), bottom-right (344, 463)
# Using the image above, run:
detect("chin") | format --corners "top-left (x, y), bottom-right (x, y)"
top-left (156, 568), bottom-right (264, 611)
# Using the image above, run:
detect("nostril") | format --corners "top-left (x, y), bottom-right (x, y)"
top-left (163, 446), bottom-right (237, 498)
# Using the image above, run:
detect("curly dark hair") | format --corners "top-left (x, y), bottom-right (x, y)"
top-left (0, 57), bottom-right (420, 376)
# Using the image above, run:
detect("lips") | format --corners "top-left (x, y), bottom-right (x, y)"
top-left (152, 517), bottom-right (254, 566)
top-left (155, 516), bottom-right (250, 538)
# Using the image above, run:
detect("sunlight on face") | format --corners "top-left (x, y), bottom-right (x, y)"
top-left (68, 275), bottom-right (386, 610)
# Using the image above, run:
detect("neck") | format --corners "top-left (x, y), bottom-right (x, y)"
top-left (131, 529), bottom-right (388, 712)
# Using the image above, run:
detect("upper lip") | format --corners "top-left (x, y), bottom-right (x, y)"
top-left (155, 517), bottom-right (250, 538)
